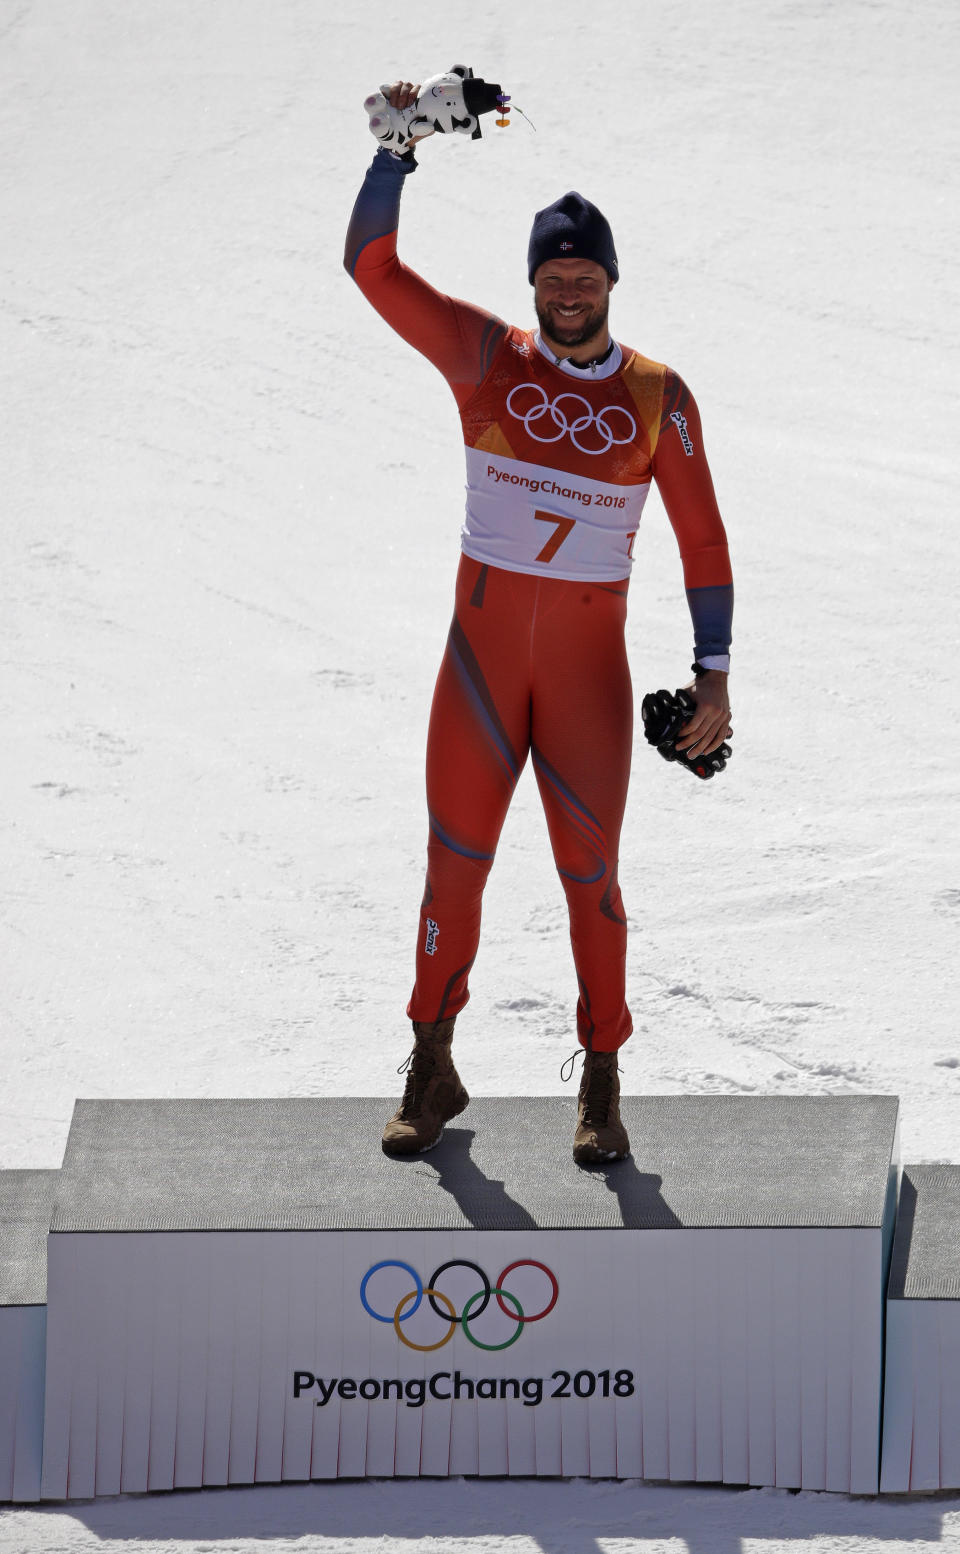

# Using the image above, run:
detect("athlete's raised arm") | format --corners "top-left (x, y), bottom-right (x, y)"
top-left (344, 81), bottom-right (507, 400)
top-left (652, 369), bottom-right (733, 757)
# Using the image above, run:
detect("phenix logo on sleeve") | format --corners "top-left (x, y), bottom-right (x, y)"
top-left (669, 409), bottom-right (695, 456)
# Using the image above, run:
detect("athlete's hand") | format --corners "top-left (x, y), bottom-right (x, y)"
top-left (385, 81), bottom-right (421, 113)
top-left (675, 671), bottom-right (732, 760)
top-left (384, 80), bottom-right (429, 147)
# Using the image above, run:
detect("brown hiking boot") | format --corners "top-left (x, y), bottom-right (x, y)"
top-left (572, 1050), bottom-right (630, 1165)
top-left (381, 1019), bottom-right (469, 1156)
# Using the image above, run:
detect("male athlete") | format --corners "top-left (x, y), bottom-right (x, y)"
top-left (345, 80), bottom-right (733, 1164)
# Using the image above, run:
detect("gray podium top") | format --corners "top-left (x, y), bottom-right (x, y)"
top-left (888, 1164), bottom-right (960, 1300)
top-left (0, 1170), bottom-right (59, 1305)
top-left (50, 1095), bottom-right (899, 1234)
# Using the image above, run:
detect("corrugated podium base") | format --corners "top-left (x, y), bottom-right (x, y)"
top-left (39, 1095), bottom-right (900, 1498)
top-left (881, 1164), bottom-right (960, 1491)
top-left (0, 1170), bottom-right (59, 1502)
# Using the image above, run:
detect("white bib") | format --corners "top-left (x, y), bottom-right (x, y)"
top-left (461, 447), bottom-right (651, 582)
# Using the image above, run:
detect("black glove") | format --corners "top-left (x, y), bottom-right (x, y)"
top-left (641, 687), bottom-right (731, 780)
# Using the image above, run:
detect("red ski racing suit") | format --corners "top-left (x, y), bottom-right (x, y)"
top-left (345, 149), bottom-right (733, 1052)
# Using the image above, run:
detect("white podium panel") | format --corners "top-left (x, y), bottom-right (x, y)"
top-left (881, 1165), bottom-right (960, 1492)
top-left (40, 1095), bottom-right (900, 1497)
top-left (0, 1171), bottom-right (58, 1503)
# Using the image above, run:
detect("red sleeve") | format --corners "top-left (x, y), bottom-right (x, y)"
top-left (653, 371), bottom-right (731, 588)
top-left (345, 151), bottom-right (507, 403)
top-left (652, 370), bottom-right (734, 662)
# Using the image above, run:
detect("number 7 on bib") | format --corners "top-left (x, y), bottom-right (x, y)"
top-left (534, 510), bottom-right (576, 564)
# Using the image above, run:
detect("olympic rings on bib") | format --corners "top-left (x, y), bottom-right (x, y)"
top-left (360, 1258), bottom-right (559, 1349)
top-left (506, 382), bottom-right (637, 456)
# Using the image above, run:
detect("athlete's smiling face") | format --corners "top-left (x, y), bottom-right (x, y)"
top-left (533, 257), bottom-right (615, 357)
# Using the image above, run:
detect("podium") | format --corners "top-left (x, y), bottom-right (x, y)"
top-left (37, 1094), bottom-right (899, 1497)
top-left (881, 1165), bottom-right (960, 1491)
top-left (0, 1171), bottom-right (58, 1502)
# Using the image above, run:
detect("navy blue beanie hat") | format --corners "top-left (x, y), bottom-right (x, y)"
top-left (527, 191), bottom-right (619, 284)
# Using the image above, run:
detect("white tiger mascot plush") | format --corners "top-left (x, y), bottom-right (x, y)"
top-left (364, 66), bottom-right (503, 155)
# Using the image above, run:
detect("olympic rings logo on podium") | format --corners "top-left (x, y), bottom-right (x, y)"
top-left (506, 383), bottom-right (637, 456)
top-left (360, 1259), bottom-right (559, 1352)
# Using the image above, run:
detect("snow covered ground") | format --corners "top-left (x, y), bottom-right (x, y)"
top-left (2, 0), bottom-right (959, 1547)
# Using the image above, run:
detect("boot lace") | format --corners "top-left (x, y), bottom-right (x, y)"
top-left (395, 1048), bottom-right (437, 1120)
top-left (580, 1056), bottom-right (616, 1127)
top-left (560, 1050), bottom-right (619, 1125)
top-left (559, 1050), bottom-right (582, 1083)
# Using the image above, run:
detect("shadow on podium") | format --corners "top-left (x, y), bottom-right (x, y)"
top-left (392, 1125), bottom-right (683, 1231)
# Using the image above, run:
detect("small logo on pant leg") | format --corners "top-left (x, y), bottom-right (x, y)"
top-left (669, 410), bottom-right (694, 456)
top-left (425, 918), bottom-right (440, 956)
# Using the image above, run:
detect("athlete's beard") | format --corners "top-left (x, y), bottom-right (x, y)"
top-left (535, 292), bottom-right (610, 354)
